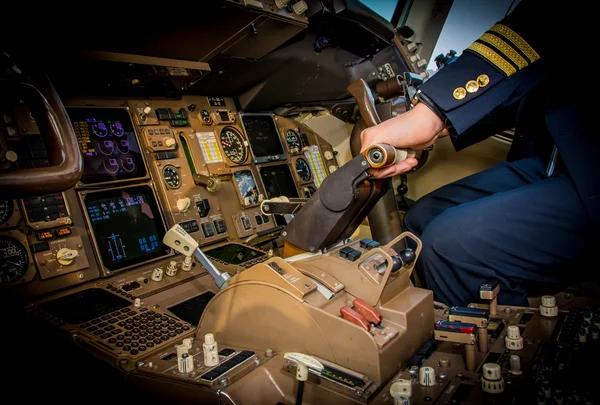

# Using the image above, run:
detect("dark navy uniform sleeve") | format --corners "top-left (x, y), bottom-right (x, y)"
top-left (417, 0), bottom-right (566, 150)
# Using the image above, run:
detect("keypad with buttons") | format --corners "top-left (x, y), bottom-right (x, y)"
top-left (80, 307), bottom-right (192, 357)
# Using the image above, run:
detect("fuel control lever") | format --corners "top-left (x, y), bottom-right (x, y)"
top-left (163, 224), bottom-right (231, 289)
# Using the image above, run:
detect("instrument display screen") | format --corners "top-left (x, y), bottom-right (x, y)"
top-left (67, 107), bottom-right (146, 184)
top-left (233, 169), bottom-right (259, 207)
top-left (38, 288), bottom-right (130, 324)
top-left (205, 243), bottom-right (265, 265)
top-left (242, 114), bottom-right (286, 163)
top-left (83, 186), bottom-right (169, 271)
top-left (260, 164), bottom-right (299, 199)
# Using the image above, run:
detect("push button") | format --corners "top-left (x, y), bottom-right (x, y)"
top-left (31, 241), bottom-right (50, 252)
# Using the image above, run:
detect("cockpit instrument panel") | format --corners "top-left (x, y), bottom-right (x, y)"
top-left (242, 114), bottom-right (286, 164)
top-left (0, 234), bottom-right (29, 284)
top-left (68, 107), bottom-right (147, 185)
top-left (294, 157), bottom-right (312, 183)
top-left (219, 127), bottom-right (248, 165)
top-left (0, 199), bottom-right (14, 226)
top-left (81, 185), bottom-right (170, 273)
top-left (284, 129), bottom-right (302, 154)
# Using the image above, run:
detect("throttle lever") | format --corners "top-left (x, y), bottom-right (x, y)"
top-left (347, 79), bottom-right (415, 161)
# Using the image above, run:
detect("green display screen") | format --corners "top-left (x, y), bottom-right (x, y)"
top-left (206, 244), bottom-right (265, 265)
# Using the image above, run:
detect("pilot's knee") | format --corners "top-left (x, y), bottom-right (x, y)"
top-left (403, 195), bottom-right (438, 236)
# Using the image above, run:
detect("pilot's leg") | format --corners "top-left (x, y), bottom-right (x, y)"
top-left (405, 157), bottom-right (591, 306)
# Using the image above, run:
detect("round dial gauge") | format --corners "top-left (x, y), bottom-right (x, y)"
top-left (295, 158), bottom-right (312, 182)
top-left (0, 235), bottom-right (29, 284)
top-left (163, 166), bottom-right (181, 189)
top-left (220, 127), bottom-right (247, 165)
top-left (200, 109), bottom-right (212, 124)
top-left (303, 185), bottom-right (317, 198)
top-left (92, 122), bottom-right (108, 137)
top-left (0, 200), bottom-right (14, 225)
top-left (286, 129), bottom-right (301, 153)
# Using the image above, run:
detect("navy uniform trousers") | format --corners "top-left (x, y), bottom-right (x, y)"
top-left (404, 155), bottom-right (592, 307)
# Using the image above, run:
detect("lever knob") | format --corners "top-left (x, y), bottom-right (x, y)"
top-left (166, 260), bottom-right (178, 276)
top-left (509, 355), bottom-right (523, 375)
top-left (505, 325), bottom-right (524, 350)
top-left (419, 366), bottom-right (436, 386)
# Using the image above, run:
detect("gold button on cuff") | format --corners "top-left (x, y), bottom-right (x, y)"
top-left (477, 74), bottom-right (490, 87)
top-left (466, 80), bottom-right (479, 93)
top-left (453, 87), bottom-right (467, 100)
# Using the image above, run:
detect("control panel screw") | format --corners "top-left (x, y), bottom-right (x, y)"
top-left (78, 273), bottom-right (85, 280)
top-left (219, 378), bottom-right (229, 387)
top-left (265, 348), bottom-right (274, 358)
top-left (304, 283), bottom-right (310, 289)
top-left (40, 260), bottom-right (47, 266)
top-left (504, 307), bottom-right (512, 314)
top-left (361, 161), bottom-right (367, 166)
top-left (77, 244), bottom-right (83, 249)
top-left (282, 231), bottom-right (287, 237)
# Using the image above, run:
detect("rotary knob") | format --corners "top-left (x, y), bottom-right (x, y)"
top-left (292, 0), bottom-right (308, 15)
top-left (151, 268), bottom-right (163, 281)
top-left (275, 0), bottom-right (291, 8)
top-left (390, 378), bottom-right (412, 398)
top-left (176, 197), bottom-right (191, 212)
top-left (56, 247), bottom-right (79, 265)
top-left (419, 366), bottom-right (436, 386)
top-left (165, 138), bottom-right (176, 148)
top-left (481, 363), bottom-right (504, 394)
top-left (505, 325), bottom-right (524, 350)
top-left (540, 295), bottom-right (558, 317)
top-left (509, 355), bottom-right (523, 375)
top-left (166, 260), bottom-right (178, 277)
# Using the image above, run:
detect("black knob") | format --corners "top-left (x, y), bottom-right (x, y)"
top-left (399, 248), bottom-right (416, 265)
top-left (396, 183), bottom-right (408, 196)
top-left (187, 104), bottom-right (197, 112)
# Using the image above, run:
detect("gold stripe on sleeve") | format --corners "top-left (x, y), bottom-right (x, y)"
top-left (479, 33), bottom-right (529, 70)
top-left (467, 42), bottom-right (517, 76)
top-left (489, 24), bottom-right (540, 62)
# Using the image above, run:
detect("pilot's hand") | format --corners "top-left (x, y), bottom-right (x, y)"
top-left (360, 103), bottom-right (445, 178)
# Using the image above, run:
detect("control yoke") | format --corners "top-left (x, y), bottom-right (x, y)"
top-left (283, 79), bottom-right (415, 253)
top-left (163, 225), bottom-right (231, 289)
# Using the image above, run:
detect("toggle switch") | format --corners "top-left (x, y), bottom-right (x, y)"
top-left (203, 333), bottom-right (219, 367)
top-left (505, 325), bottom-right (523, 350)
top-left (353, 298), bottom-right (382, 325)
top-left (509, 355), bottom-right (522, 375)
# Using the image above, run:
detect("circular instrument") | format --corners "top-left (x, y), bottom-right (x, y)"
top-left (303, 185), bottom-right (316, 198)
top-left (0, 199), bottom-right (14, 225)
top-left (295, 157), bottom-right (312, 182)
top-left (200, 109), bottom-right (212, 124)
top-left (92, 122), bottom-right (108, 137)
top-left (0, 235), bottom-right (29, 284)
top-left (220, 127), bottom-right (247, 164)
top-left (163, 166), bottom-right (181, 189)
top-left (285, 129), bottom-right (302, 153)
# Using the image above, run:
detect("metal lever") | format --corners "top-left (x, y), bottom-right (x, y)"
top-left (162, 224), bottom-right (231, 289)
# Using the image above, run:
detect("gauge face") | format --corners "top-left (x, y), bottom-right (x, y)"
top-left (295, 158), bottom-right (312, 182)
top-left (92, 122), bottom-right (108, 137)
top-left (0, 200), bottom-right (14, 225)
top-left (286, 130), bottom-right (301, 153)
top-left (0, 236), bottom-right (29, 284)
top-left (200, 109), bottom-right (212, 124)
top-left (163, 166), bottom-right (181, 189)
top-left (220, 127), bottom-right (247, 164)
top-left (303, 185), bottom-right (317, 198)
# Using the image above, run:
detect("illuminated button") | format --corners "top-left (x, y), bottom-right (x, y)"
top-left (31, 241), bottom-right (50, 253)
top-left (453, 87), bottom-right (467, 100)
top-left (255, 215), bottom-right (263, 225)
top-left (37, 231), bottom-right (54, 241)
top-left (201, 222), bottom-right (215, 238)
top-left (241, 216), bottom-right (252, 230)
top-left (477, 74), bottom-right (490, 87)
top-left (54, 227), bottom-right (72, 237)
top-left (465, 80), bottom-right (479, 93)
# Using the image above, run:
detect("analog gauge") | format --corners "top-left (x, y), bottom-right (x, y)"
top-left (303, 185), bottom-right (317, 198)
top-left (286, 129), bottom-right (301, 153)
top-left (110, 122), bottom-right (125, 136)
top-left (0, 200), bottom-right (14, 225)
top-left (163, 166), bottom-right (181, 189)
top-left (200, 109), bottom-right (212, 124)
top-left (220, 127), bottom-right (247, 165)
top-left (295, 158), bottom-right (312, 182)
top-left (0, 235), bottom-right (29, 284)
top-left (92, 122), bottom-right (108, 137)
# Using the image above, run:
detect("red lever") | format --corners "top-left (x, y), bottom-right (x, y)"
top-left (353, 298), bottom-right (382, 325)
top-left (340, 306), bottom-right (370, 331)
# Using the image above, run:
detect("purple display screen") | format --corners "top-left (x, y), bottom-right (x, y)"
top-left (67, 108), bottom-right (146, 184)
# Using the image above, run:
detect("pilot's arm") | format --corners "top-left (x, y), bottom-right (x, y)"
top-left (361, 0), bottom-right (574, 178)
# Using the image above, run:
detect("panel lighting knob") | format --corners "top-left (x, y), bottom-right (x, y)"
top-left (324, 151), bottom-right (334, 160)
top-left (540, 295), bottom-right (558, 317)
top-left (143, 106), bottom-right (152, 115)
top-left (56, 247), bottom-right (79, 265)
top-left (390, 378), bottom-right (412, 398)
top-left (329, 165), bottom-right (337, 173)
top-left (165, 138), bottom-right (176, 148)
top-left (292, 0), bottom-right (308, 15)
top-left (275, 0), bottom-right (291, 8)
top-left (418, 366), bottom-right (436, 386)
top-left (151, 268), bottom-right (163, 281)
top-left (407, 42), bottom-right (418, 52)
top-left (481, 363), bottom-right (504, 394)
top-left (176, 197), bottom-right (191, 212)
top-left (166, 260), bottom-right (178, 277)
top-left (416, 59), bottom-right (428, 68)
top-left (5, 150), bottom-right (18, 162)
top-left (505, 325), bottom-right (524, 350)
